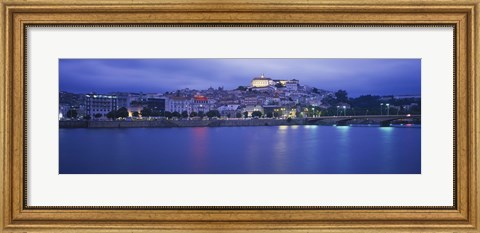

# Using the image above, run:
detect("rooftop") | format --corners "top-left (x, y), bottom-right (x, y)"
top-left (194, 95), bottom-right (208, 101)
top-left (252, 74), bottom-right (272, 80)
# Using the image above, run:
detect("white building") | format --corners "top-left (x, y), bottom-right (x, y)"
top-left (166, 96), bottom-right (190, 113)
top-left (243, 96), bottom-right (258, 106)
top-left (285, 81), bottom-right (299, 91)
top-left (217, 104), bottom-right (240, 117)
top-left (251, 74), bottom-right (275, 88)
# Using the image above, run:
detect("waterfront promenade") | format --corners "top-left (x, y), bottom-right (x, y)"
top-left (59, 115), bottom-right (420, 128)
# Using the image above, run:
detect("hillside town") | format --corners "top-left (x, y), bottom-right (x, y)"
top-left (59, 74), bottom-right (421, 121)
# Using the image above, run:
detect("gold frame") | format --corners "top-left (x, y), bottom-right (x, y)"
top-left (1, 0), bottom-right (479, 232)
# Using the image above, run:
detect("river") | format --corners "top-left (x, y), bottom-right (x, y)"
top-left (59, 125), bottom-right (421, 174)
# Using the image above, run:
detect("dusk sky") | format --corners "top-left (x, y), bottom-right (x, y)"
top-left (59, 59), bottom-right (421, 97)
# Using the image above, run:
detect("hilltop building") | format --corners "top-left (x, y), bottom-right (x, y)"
top-left (251, 74), bottom-right (275, 88)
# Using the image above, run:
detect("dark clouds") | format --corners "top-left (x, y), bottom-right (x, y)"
top-left (59, 58), bottom-right (420, 97)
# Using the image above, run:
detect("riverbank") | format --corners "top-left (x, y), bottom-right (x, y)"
top-left (59, 118), bottom-right (308, 128)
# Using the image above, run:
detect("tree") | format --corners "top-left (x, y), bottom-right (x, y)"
top-left (236, 112), bottom-right (242, 118)
top-left (275, 83), bottom-right (284, 88)
top-left (181, 111), bottom-right (189, 118)
top-left (132, 112), bottom-right (139, 117)
top-left (164, 111), bottom-right (172, 119)
top-left (252, 111), bottom-right (262, 118)
top-left (151, 110), bottom-right (162, 117)
top-left (129, 101), bottom-right (142, 107)
top-left (312, 87), bottom-right (319, 94)
top-left (335, 90), bottom-right (349, 103)
top-left (273, 112), bottom-right (280, 118)
top-left (308, 106), bottom-right (321, 117)
top-left (172, 111), bottom-right (181, 118)
top-left (321, 94), bottom-right (337, 106)
top-left (141, 108), bottom-right (152, 117)
top-left (83, 115), bottom-right (91, 120)
top-left (236, 86), bottom-right (247, 91)
top-left (190, 111), bottom-right (197, 117)
top-left (94, 113), bottom-right (102, 119)
top-left (116, 107), bottom-right (129, 118)
top-left (198, 111), bottom-right (205, 118)
top-left (66, 109), bottom-right (77, 119)
top-left (266, 112), bottom-right (273, 118)
top-left (206, 110), bottom-right (220, 118)
top-left (243, 111), bottom-right (248, 118)
top-left (106, 110), bottom-right (117, 120)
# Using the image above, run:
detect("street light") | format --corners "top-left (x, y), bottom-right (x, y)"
top-left (343, 106), bottom-right (346, 116)
top-left (386, 103), bottom-right (390, 116)
top-left (336, 106), bottom-right (339, 116)
top-left (380, 103), bottom-right (384, 115)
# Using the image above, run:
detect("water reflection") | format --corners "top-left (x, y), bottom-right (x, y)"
top-left (273, 126), bottom-right (289, 173)
top-left (334, 126), bottom-right (351, 172)
top-left (59, 126), bottom-right (421, 174)
top-left (189, 127), bottom-right (209, 173)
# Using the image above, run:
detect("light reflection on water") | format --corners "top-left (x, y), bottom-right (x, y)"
top-left (59, 125), bottom-right (421, 174)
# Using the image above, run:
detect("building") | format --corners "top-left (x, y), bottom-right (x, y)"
top-left (111, 92), bottom-right (130, 109)
top-left (243, 96), bottom-right (259, 106)
top-left (394, 95), bottom-right (421, 100)
top-left (285, 81), bottom-right (299, 91)
top-left (58, 103), bottom-right (70, 120)
top-left (166, 96), bottom-right (190, 113)
top-left (273, 79), bottom-right (288, 86)
top-left (289, 79), bottom-right (299, 84)
top-left (251, 74), bottom-right (275, 87)
top-left (85, 94), bottom-right (118, 118)
top-left (217, 104), bottom-right (240, 118)
top-left (263, 105), bottom-right (287, 118)
top-left (191, 95), bottom-right (213, 113)
top-left (244, 105), bottom-right (264, 117)
top-left (59, 91), bottom-right (86, 119)
top-left (146, 98), bottom-right (166, 112)
top-left (144, 93), bottom-right (163, 99)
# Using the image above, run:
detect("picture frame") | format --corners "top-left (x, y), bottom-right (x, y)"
top-left (1, 0), bottom-right (479, 232)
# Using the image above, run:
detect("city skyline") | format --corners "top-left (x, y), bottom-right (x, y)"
top-left (59, 58), bottom-right (421, 97)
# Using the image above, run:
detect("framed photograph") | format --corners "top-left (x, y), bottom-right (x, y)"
top-left (1, 0), bottom-right (479, 232)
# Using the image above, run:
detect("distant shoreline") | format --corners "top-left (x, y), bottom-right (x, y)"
top-left (59, 118), bottom-right (420, 128)
top-left (60, 119), bottom-right (306, 128)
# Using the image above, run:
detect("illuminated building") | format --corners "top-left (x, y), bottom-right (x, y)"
top-left (251, 74), bottom-right (275, 87)
top-left (191, 95), bottom-right (213, 113)
top-left (263, 105), bottom-right (291, 118)
top-left (166, 96), bottom-right (190, 113)
top-left (85, 94), bottom-right (118, 118)
top-left (244, 105), bottom-right (264, 117)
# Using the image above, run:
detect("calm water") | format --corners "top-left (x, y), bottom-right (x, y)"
top-left (59, 126), bottom-right (421, 174)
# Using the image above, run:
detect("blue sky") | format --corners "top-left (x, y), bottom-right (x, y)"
top-left (59, 58), bottom-right (421, 97)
